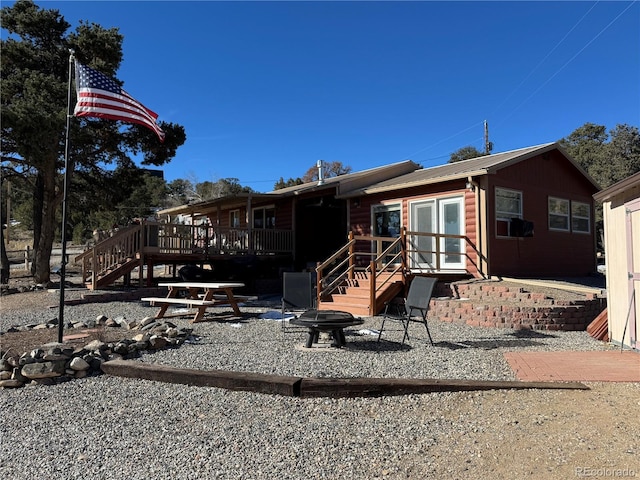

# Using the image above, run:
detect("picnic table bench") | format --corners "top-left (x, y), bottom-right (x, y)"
top-left (142, 281), bottom-right (245, 323)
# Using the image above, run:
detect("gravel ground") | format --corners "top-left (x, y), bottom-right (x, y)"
top-left (1, 290), bottom-right (638, 479)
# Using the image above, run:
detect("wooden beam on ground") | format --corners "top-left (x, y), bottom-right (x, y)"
top-left (298, 377), bottom-right (589, 398)
top-left (102, 360), bottom-right (588, 398)
top-left (101, 359), bottom-right (301, 396)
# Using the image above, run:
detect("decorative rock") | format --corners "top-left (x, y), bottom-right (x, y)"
top-left (114, 316), bottom-right (128, 328)
top-left (0, 359), bottom-right (12, 371)
top-left (133, 333), bottom-right (151, 342)
top-left (130, 341), bottom-right (148, 352)
top-left (88, 357), bottom-right (104, 371)
top-left (2, 307), bottom-right (194, 389)
top-left (113, 343), bottom-right (130, 355)
top-left (166, 327), bottom-right (179, 338)
top-left (69, 357), bottom-right (90, 371)
top-left (29, 349), bottom-right (44, 359)
top-left (141, 321), bottom-right (159, 331)
top-left (84, 340), bottom-right (107, 351)
top-left (12, 367), bottom-right (28, 383)
top-left (21, 361), bottom-right (65, 379)
top-left (42, 353), bottom-right (70, 362)
top-left (18, 355), bottom-right (37, 366)
top-left (40, 343), bottom-right (64, 352)
top-left (149, 335), bottom-right (168, 350)
top-left (105, 318), bottom-right (119, 327)
top-left (139, 316), bottom-right (156, 327)
top-left (0, 379), bottom-right (23, 388)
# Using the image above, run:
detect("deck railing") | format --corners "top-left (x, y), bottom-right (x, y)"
top-left (143, 222), bottom-right (294, 256)
top-left (76, 221), bottom-right (295, 287)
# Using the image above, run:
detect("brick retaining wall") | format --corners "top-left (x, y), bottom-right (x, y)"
top-left (430, 282), bottom-right (606, 331)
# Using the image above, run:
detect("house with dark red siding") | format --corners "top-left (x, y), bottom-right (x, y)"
top-left (151, 142), bottom-right (599, 314)
top-left (338, 142), bottom-right (600, 279)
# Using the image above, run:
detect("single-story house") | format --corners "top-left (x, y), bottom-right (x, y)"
top-left (82, 142), bottom-right (602, 312)
top-left (594, 172), bottom-right (640, 351)
top-left (160, 142), bottom-right (600, 280)
top-left (338, 142), bottom-right (600, 279)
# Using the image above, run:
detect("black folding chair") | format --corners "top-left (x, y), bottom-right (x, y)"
top-left (281, 272), bottom-right (316, 333)
top-left (378, 276), bottom-right (437, 345)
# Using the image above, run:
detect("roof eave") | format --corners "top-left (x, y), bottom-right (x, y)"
top-left (594, 171), bottom-right (640, 202)
top-left (338, 169), bottom-right (489, 198)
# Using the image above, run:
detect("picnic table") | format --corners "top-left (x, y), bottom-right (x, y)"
top-left (142, 281), bottom-right (246, 323)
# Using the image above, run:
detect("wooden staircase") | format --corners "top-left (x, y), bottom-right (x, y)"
top-left (75, 225), bottom-right (144, 290)
top-left (318, 270), bottom-right (404, 317)
top-left (87, 255), bottom-right (141, 290)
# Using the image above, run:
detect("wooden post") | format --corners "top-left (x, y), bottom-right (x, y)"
top-left (348, 231), bottom-right (354, 280)
top-left (316, 261), bottom-right (322, 307)
top-left (369, 260), bottom-right (376, 316)
top-left (91, 248), bottom-right (97, 290)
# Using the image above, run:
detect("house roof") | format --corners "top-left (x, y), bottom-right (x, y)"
top-left (157, 160), bottom-right (420, 217)
top-left (266, 159), bottom-right (420, 196)
top-left (593, 171), bottom-right (640, 203)
top-left (158, 192), bottom-right (279, 217)
top-left (337, 142), bottom-right (600, 198)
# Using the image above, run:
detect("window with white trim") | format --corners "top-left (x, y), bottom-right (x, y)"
top-left (495, 188), bottom-right (522, 237)
top-left (548, 197), bottom-right (570, 231)
top-left (571, 201), bottom-right (590, 233)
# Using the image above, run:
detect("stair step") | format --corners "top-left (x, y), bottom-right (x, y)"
top-left (318, 302), bottom-right (371, 317)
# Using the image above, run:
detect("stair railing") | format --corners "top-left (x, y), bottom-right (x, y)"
top-left (365, 232), bottom-right (407, 309)
top-left (75, 224), bottom-right (143, 289)
top-left (315, 234), bottom-right (357, 300)
top-left (316, 232), bottom-right (407, 308)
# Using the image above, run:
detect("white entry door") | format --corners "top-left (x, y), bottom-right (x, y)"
top-left (409, 197), bottom-right (465, 272)
top-left (409, 200), bottom-right (435, 269)
top-left (439, 197), bottom-right (465, 270)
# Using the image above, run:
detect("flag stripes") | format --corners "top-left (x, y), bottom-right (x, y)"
top-left (74, 62), bottom-right (165, 142)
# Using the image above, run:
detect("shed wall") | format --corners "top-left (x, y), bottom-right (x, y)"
top-left (603, 189), bottom-right (640, 351)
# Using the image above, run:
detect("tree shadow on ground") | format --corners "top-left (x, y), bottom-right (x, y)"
top-left (344, 338), bottom-right (413, 352)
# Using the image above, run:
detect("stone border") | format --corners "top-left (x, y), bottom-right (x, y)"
top-left (0, 315), bottom-right (196, 388)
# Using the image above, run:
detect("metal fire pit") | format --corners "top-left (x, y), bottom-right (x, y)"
top-left (290, 310), bottom-right (364, 348)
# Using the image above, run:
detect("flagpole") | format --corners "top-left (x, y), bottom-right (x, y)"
top-left (58, 49), bottom-right (75, 344)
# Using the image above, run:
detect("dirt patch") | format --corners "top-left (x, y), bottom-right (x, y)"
top-left (1, 325), bottom-right (142, 359)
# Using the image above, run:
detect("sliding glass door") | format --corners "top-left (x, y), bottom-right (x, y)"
top-left (409, 196), bottom-right (465, 272)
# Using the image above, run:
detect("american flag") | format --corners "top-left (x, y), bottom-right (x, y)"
top-left (74, 61), bottom-right (165, 142)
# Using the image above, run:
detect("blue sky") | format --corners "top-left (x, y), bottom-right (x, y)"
top-left (19, 1), bottom-right (640, 191)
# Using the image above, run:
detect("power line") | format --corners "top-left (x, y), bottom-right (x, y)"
top-left (400, 120), bottom-right (485, 161)
top-left (491, 1), bottom-right (600, 118)
top-left (496, 1), bottom-right (637, 127)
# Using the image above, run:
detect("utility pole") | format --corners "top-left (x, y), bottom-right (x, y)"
top-left (484, 120), bottom-right (493, 155)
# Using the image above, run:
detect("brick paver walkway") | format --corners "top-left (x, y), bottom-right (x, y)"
top-left (504, 350), bottom-right (640, 382)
